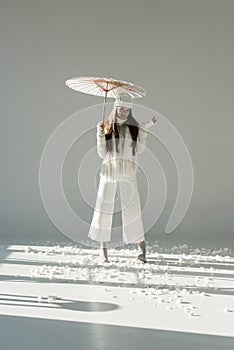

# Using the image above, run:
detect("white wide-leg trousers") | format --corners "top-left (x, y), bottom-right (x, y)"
top-left (88, 175), bottom-right (145, 243)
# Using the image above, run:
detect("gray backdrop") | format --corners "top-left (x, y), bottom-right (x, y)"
top-left (1, 0), bottom-right (234, 250)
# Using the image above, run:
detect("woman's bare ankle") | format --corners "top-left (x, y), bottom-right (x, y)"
top-left (100, 242), bottom-right (109, 262)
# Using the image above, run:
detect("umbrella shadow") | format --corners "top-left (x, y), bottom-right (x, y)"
top-left (0, 293), bottom-right (119, 312)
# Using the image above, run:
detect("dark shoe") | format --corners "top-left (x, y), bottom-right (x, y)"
top-left (99, 256), bottom-right (109, 263)
top-left (137, 253), bottom-right (147, 263)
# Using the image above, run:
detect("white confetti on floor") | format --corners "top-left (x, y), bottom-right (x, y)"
top-left (0, 242), bottom-right (234, 337)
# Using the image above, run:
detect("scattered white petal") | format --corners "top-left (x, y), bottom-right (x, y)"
top-left (223, 308), bottom-right (234, 313)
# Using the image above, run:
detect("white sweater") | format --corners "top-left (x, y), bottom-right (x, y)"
top-left (96, 118), bottom-right (154, 180)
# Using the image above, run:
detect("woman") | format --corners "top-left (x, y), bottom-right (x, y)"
top-left (88, 93), bottom-right (157, 263)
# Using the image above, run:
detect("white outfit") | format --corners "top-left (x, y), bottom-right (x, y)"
top-left (88, 117), bottom-right (154, 244)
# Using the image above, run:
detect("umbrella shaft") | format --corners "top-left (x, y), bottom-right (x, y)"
top-left (102, 81), bottom-right (109, 122)
top-left (102, 92), bottom-right (107, 122)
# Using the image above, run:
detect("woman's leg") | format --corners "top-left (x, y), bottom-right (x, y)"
top-left (138, 240), bottom-right (147, 263)
top-left (100, 241), bottom-right (109, 262)
top-left (88, 175), bottom-right (117, 243)
top-left (119, 177), bottom-right (147, 262)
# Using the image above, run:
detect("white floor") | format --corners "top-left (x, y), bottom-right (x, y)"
top-left (0, 243), bottom-right (234, 349)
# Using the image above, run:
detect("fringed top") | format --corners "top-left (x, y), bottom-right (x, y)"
top-left (96, 119), bottom-right (154, 181)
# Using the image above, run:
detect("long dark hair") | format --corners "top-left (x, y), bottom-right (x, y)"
top-left (104, 107), bottom-right (139, 156)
